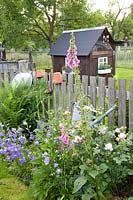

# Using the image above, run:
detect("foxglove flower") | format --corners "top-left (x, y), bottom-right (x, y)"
top-left (66, 32), bottom-right (80, 69)
top-left (60, 128), bottom-right (69, 145)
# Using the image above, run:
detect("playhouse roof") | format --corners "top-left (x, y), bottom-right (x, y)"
top-left (49, 26), bottom-right (121, 56)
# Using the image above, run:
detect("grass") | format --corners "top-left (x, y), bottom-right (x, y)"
top-left (115, 67), bottom-right (133, 90)
top-left (0, 161), bottom-right (32, 200)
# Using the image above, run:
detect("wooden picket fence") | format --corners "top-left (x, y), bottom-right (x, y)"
top-left (0, 70), bottom-right (133, 131)
top-left (43, 73), bottom-right (133, 132)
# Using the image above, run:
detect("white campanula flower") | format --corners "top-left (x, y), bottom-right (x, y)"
top-left (105, 143), bottom-right (113, 151)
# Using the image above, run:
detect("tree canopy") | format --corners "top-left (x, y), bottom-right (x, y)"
top-left (0, 0), bottom-right (132, 50)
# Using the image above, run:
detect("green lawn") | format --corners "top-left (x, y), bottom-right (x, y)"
top-left (0, 161), bottom-right (32, 200)
top-left (115, 67), bottom-right (133, 90)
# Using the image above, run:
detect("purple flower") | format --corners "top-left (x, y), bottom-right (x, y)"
top-left (6, 157), bottom-right (11, 162)
top-left (30, 156), bottom-right (36, 161)
top-left (18, 136), bottom-right (27, 144)
top-left (46, 131), bottom-right (51, 138)
top-left (11, 154), bottom-right (19, 159)
top-left (16, 128), bottom-right (23, 134)
top-left (54, 163), bottom-right (58, 168)
top-left (0, 131), bottom-right (5, 137)
top-left (19, 157), bottom-right (26, 165)
top-left (11, 128), bottom-right (16, 133)
top-left (56, 169), bottom-right (61, 174)
top-left (0, 149), bottom-right (7, 154)
top-left (35, 141), bottom-right (39, 146)
top-left (44, 157), bottom-right (50, 165)
top-left (30, 133), bottom-right (34, 140)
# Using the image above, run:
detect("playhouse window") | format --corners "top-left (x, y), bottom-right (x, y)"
top-left (98, 57), bottom-right (108, 69)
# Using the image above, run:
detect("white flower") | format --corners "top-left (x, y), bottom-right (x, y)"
top-left (98, 125), bottom-right (107, 135)
top-left (118, 132), bottom-right (126, 140)
top-left (115, 128), bottom-right (121, 133)
top-left (64, 111), bottom-right (71, 115)
top-left (83, 105), bottom-right (90, 111)
top-left (59, 123), bottom-right (64, 128)
top-left (74, 136), bottom-right (84, 143)
top-left (105, 143), bottom-right (113, 151)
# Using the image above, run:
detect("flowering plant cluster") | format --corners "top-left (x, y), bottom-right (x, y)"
top-left (0, 107), bottom-right (132, 199)
top-left (66, 32), bottom-right (80, 70)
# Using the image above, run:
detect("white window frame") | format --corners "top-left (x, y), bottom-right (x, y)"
top-left (98, 57), bottom-right (108, 69)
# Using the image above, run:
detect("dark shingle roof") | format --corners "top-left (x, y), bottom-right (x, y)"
top-left (49, 26), bottom-right (108, 56)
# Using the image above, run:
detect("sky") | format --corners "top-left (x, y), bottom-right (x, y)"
top-left (91, 0), bottom-right (132, 18)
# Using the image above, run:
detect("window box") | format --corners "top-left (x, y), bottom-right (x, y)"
top-left (98, 68), bottom-right (111, 74)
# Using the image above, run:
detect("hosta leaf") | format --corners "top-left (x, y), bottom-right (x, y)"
top-left (73, 176), bottom-right (87, 194)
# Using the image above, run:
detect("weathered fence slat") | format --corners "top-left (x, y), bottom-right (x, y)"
top-left (108, 78), bottom-right (116, 126)
top-left (118, 79), bottom-right (127, 127)
top-left (98, 77), bottom-right (105, 112)
top-left (68, 74), bottom-right (74, 112)
top-left (48, 72), bottom-right (54, 110)
top-left (82, 75), bottom-right (88, 105)
top-left (55, 84), bottom-right (61, 110)
top-left (90, 76), bottom-right (97, 108)
top-left (62, 74), bottom-right (67, 110)
top-left (129, 80), bottom-right (133, 132)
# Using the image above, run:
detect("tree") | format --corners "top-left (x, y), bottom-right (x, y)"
top-left (104, 0), bottom-right (131, 39)
top-left (121, 3), bottom-right (133, 41)
top-left (0, 0), bottom-right (106, 49)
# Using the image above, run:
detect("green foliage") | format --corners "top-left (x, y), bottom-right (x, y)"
top-left (0, 79), bottom-right (48, 130)
top-left (26, 109), bottom-right (132, 200)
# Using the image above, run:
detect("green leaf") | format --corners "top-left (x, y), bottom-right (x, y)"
top-left (73, 176), bottom-right (87, 194)
top-left (79, 164), bottom-right (88, 175)
top-left (128, 197), bottom-right (133, 200)
top-left (82, 193), bottom-right (96, 200)
top-left (128, 169), bottom-right (133, 175)
top-left (99, 163), bottom-right (108, 173)
top-left (57, 195), bottom-right (65, 200)
top-left (89, 170), bottom-right (99, 179)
